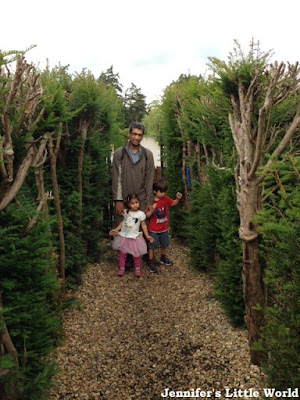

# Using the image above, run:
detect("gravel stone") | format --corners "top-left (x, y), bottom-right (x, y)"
top-left (50, 239), bottom-right (266, 399)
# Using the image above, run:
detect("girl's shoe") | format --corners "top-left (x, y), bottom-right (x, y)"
top-left (118, 267), bottom-right (125, 276)
top-left (135, 267), bottom-right (141, 277)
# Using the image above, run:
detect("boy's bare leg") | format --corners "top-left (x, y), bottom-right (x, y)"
top-left (148, 249), bottom-right (154, 261)
top-left (160, 248), bottom-right (166, 257)
top-left (148, 248), bottom-right (158, 272)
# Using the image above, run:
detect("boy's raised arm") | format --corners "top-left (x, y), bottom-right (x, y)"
top-left (172, 192), bottom-right (182, 207)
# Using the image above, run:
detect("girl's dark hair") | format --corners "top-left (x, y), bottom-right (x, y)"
top-left (153, 178), bottom-right (167, 193)
top-left (125, 193), bottom-right (139, 212)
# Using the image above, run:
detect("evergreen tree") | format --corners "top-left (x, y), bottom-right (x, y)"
top-left (254, 156), bottom-right (300, 387)
top-left (61, 69), bottom-right (124, 282)
top-left (208, 40), bottom-right (300, 363)
top-left (98, 65), bottom-right (123, 97)
top-left (0, 200), bottom-right (60, 400)
top-left (142, 101), bottom-right (164, 140)
top-left (124, 83), bottom-right (147, 126)
top-left (160, 72), bottom-right (245, 327)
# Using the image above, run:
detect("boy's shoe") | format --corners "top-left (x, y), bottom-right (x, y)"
top-left (148, 261), bottom-right (158, 273)
top-left (149, 264), bottom-right (158, 273)
top-left (160, 256), bottom-right (172, 266)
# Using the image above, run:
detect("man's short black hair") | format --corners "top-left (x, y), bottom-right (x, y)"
top-left (129, 122), bottom-right (145, 134)
top-left (153, 178), bottom-right (167, 193)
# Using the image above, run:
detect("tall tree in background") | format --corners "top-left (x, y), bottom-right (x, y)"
top-left (124, 83), bottom-right (147, 126)
top-left (98, 65), bottom-right (125, 148)
top-left (209, 41), bottom-right (300, 364)
top-left (98, 65), bottom-right (123, 98)
top-left (142, 100), bottom-right (164, 139)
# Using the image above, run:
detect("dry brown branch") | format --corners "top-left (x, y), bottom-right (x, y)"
top-left (22, 191), bottom-right (54, 236)
top-left (0, 56), bottom-right (45, 211)
top-left (264, 125), bottom-right (280, 154)
top-left (238, 79), bottom-right (246, 118)
top-left (54, 123), bottom-right (63, 157)
top-left (0, 291), bottom-right (19, 376)
top-left (202, 139), bottom-right (210, 166)
top-left (0, 137), bottom-right (7, 180)
top-left (186, 139), bottom-right (194, 182)
top-left (249, 62), bottom-right (300, 181)
top-left (229, 113), bottom-right (241, 155)
top-left (271, 103), bottom-right (300, 158)
top-left (261, 184), bottom-right (279, 203)
top-left (0, 146), bottom-right (35, 210)
top-left (48, 132), bottom-right (66, 295)
top-left (245, 67), bottom-right (259, 104)
top-left (230, 94), bottom-right (240, 119)
top-left (31, 134), bottom-right (52, 168)
top-left (0, 131), bottom-right (53, 211)
top-left (257, 103), bottom-right (300, 184)
top-left (288, 154), bottom-right (300, 179)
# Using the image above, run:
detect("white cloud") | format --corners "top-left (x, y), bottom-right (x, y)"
top-left (1, 0), bottom-right (299, 103)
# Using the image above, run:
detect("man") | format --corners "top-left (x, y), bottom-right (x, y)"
top-left (112, 122), bottom-right (155, 226)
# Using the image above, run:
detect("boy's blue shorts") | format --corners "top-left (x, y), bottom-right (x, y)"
top-left (148, 231), bottom-right (169, 250)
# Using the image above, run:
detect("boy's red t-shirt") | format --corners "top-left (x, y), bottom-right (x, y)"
top-left (147, 195), bottom-right (174, 233)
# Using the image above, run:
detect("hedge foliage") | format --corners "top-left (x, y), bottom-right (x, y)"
top-left (159, 74), bottom-right (244, 327)
top-left (157, 48), bottom-right (299, 385)
top-left (254, 156), bottom-right (300, 388)
top-left (0, 199), bottom-right (60, 399)
top-left (0, 53), bottom-right (124, 399)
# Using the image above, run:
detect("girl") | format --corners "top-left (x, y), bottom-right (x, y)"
top-left (109, 194), bottom-right (154, 277)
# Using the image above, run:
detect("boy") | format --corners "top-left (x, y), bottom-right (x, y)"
top-left (145, 179), bottom-right (182, 272)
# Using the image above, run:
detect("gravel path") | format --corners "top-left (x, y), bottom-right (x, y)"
top-left (141, 137), bottom-right (161, 167)
top-left (50, 239), bottom-right (266, 400)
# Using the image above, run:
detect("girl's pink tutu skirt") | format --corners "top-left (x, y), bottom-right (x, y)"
top-left (112, 235), bottom-right (147, 258)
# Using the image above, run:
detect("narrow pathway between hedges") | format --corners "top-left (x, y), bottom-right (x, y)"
top-left (50, 239), bottom-right (266, 400)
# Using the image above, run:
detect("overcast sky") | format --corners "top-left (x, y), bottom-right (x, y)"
top-left (1, 0), bottom-right (299, 103)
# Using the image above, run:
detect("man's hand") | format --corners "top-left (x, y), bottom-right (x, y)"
top-left (115, 201), bottom-right (124, 216)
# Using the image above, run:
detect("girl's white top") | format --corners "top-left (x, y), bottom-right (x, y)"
top-left (119, 210), bottom-right (146, 239)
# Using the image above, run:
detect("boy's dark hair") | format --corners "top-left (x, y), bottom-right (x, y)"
top-left (153, 178), bottom-right (167, 193)
top-left (129, 122), bottom-right (145, 134)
